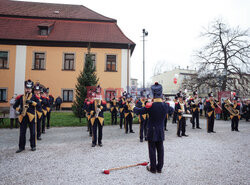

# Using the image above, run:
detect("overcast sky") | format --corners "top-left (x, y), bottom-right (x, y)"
top-left (16, 0), bottom-right (250, 86)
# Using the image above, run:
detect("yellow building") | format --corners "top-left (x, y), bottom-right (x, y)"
top-left (0, 0), bottom-right (135, 109)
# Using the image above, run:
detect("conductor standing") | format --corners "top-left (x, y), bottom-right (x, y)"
top-left (132, 82), bottom-right (173, 173)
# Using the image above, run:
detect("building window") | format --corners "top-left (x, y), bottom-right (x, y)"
top-left (63, 53), bottom-right (75, 70)
top-left (0, 51), bottom-right (8, 69)
top-left (33, 52), bottom-right (45, 70)
top-left (0, 88), bottom-right (7, 102)
top-left (63, 90), bottom-right (73, 102)
top-left (85, 53), bottom-right (96, 69)
top-left (40, 28), bottom-right (48, 36)
top-left (106, 55), bottom-right (116, 72)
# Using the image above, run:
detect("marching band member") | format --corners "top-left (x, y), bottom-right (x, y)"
top-left (230, 97), bottom-right (240, 132)
top-left (89, 97), bottom-right (107, 147)
top-left (175, 93), bottom-right (189, 137)
top-left (205, 92), bottom-right (217, 133)
top-left (132, 82), bottom-right (173, 173)
top-left (118, 96), bottom-right (126, 129)
top-left (33, 83), bottom-right (43, 140)
top-left (189, 91), bottom-right (201, 129)
top-left (124, 95), bottom-right (135, 134)
top-left (110, 97), bottom-right (119, 125)
top-left (41, 88), bottom-right (49, 134)
top-left (136, 96), bottom-right (147, 142)
top-left (13, 80), bottom-right (39, 153)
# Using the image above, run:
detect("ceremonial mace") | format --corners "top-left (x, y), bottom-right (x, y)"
top-left (102, 162), bottom-right (149, 174)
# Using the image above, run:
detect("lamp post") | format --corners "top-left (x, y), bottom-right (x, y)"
top-left (142, 29), bottom-right (148, 90)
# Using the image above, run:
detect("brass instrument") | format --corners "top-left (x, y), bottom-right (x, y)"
top-left (21, 93), bottom-right (30, 116)
top-left (224, 99), bottom-right (239, 116)
top-left (94, 99), bottom-right (101, 118)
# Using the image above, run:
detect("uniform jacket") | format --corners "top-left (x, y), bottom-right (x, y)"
top-left (110, 99), bottom-right (119, 113)
top-left (188, 98), bottom-right (200, 113)
top-left (13, 93), bottom-right (39, 122)
top-left (135, 98), bottom-right (148, 122)
top-left (175, 102), bottom-right (188, 120)
top-left (89, 99), bottom-right (107, 125)
top-left (205, 100), bottom-right (217, 118)
top-left (41, 96), bottom-right (49, 116)
top-left (133, 98), bottom-right (173, 142)
top-left (230, 103), bottom-right (240, 120)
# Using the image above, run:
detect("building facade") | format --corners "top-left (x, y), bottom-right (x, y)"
top-left (0, 0), bottom-right (135, 108)
top-left (152, 67), bottom-right (197, 96)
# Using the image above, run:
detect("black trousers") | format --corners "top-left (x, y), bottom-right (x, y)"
top-left (10, 118), bottom-right (18, 128)
top-left (19, 115), bottom-right (36, 149)
top-left (231, 116), bottom-right (239, 131)
top-left (125, 114), bottom-right (133, 133)
top-left (192, 111), bottom-right (200, 128)
top-left (42, 114), bottom-right (46, 133)
top-left (207, 115), bottom-right (215, 132)
top-left (177, 117), bottom-right (186, 136)
top-left (172, 112), bottom-right (177, 123)
top-left (47, 111), bottom-right (51, 128)
top-left (111, 111), bottom-right (117, 125)
top-left (37, 116), bottom-right (42, 138)
top-left (200, 109), bottom-right (203, 116)
top-left (139, 119), bottom-right (147, 140)
top-left (92, 119), bottom-right (103, 145)
top-left (223, 111), bottom-right (228, 121)
top-left (56, 104), bottom-right (61, 110)
top-left (120, 113), bottom-right (124, 129)
top-left (148, 141), bottom-right (164, 171)
top-left (88, 118), bottom-right (92, 135)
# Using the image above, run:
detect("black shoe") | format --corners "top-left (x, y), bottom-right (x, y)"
top-left (192, 127), bottom-right (195, 129)
top-left (92, 144), bottom-right (96, 147)
top-left (231, 129), bottom-right (234, 131)
top-left (125, 131), bottom-right (128, 134)
top-left (177, 135), bottom-right (182, 137)
top-left (130, 130), bottom-right (135, 133)
top-left (140, 139), bottom-right (143, 142)
top-left (31, 147), bottom-right (36, 151)
top-left (197, 127), bottom-right (201, 129)
top-left (47, 127), bottom-right (50, 129)
top-left (145, 138), bottom-right (148, 141)
top-left (207, 131), bottom-right (211, 133)
top-left (182, 134), bottom-right (188, 137)
top-left (146, 165), bottom-right (156, 174)
top-left (157, 169), bottom-right (162, 173)
top-left (37, 137), bottom-right (42, 140)
top-left (98, 143), bottom-right (103, 147)
top-left (16, 149), bottom-right (24, 153)
top-left (212, 131), bottom-right (216, 133)
top-left (42, 131), bottom-right (45, 134)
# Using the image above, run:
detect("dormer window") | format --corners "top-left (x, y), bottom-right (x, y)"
top-left (38, 22), bottom-right (55, 36)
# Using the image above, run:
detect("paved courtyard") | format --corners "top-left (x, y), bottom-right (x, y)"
top-left (0, 119), bottom-right (249, 185)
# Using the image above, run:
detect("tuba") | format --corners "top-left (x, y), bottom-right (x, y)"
top-left (224, 99), bottom-right (239, 116)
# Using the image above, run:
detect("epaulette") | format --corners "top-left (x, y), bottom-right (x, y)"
top-left (190, 98), bottom-right (193, 101)
top-left (46, 97), bottom-right (49, 100)
top-left (145, 102), bottom-right (153, 108)
top-left (16, 94), bottom-right (23, 100)
top-left (49, 95), bottom-right (54, 98)
top-left (90, 100), bottom-right (94, 104)
top-left (122, 102), bottom-right (126, 105)
top-left (102, 100), bottom-right (107, 105)
top-left (87, 102), bottom-right (90, 105)
top-left (166, 102), bottom-right (170, 105)
top-left (206, 100), bottom-right (209, 102)
top-left (237, 103), bottom-right (241, 106)
top-left (175, 102), bottom-right (178, 105)
top-left (35, 95), bottom-right (40, 99)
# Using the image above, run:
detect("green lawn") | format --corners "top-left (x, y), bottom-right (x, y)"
top-left (0, 111), bottom-right (139, 128)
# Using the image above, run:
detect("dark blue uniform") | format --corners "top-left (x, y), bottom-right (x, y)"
top-left (89, 99), bottom-right (107, 146)
top-left (124, 100), bottom-right (134, 133)
top-left (41, 95), bottom-right (49, 133)
top-left (36, 96), bottom-right (43, 139)
top-left (175, 102), bottom-right (188, 136)
top-left (205, 100), bottom-right (217, 133)
top-left (47, 94), bottom-right (54, 128)
top-left (189, 98), bottom-right (201, 129)
top-left (230, 103), bottom-right (240, 131)
top-left (13, 93), bottom-right (39, 150)
top-left (110, 99), bottom-right (118, 125)
top-left (136, 98), bottom-right (148, 141)
top-left (133, 98), bottom-right (172, 172)
top-left (118, 97), bottom-right (126, 129)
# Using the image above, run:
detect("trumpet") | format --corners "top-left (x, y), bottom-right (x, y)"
top-left (224, 99), bottom-right (239, 116)
top-left (21, 93), bottom-right (30, 116)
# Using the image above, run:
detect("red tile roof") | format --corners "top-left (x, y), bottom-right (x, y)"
top-left (0, 0), bottom-right (135, 51)
top-left (0, 17), bottom-right (134, 44)
top-left (0, 0), bottom-right (116, 22)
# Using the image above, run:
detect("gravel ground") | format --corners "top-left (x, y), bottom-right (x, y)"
top-left (0, 119), bottom-right (249, 185)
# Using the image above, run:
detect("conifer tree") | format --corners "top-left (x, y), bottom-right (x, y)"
top-left (72, 46), bottom-right (99, 122)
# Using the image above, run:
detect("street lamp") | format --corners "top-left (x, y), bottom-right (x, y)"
top-left (142, 28), bottom-right (148, 90)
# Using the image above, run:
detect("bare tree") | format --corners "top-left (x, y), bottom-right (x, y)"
top-left (195, 19), bottom-right (250, 96)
